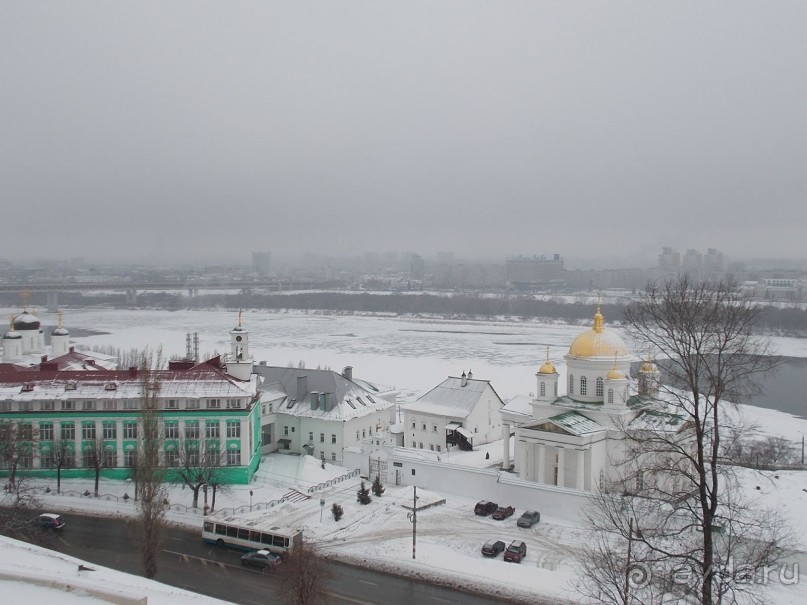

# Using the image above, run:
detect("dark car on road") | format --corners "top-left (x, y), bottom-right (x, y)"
top-left (474, 500), bottom-right (498, 516)
top-left (241, 549), bottom-right (281, 570)
top-left (503, 540), bottom-right (527, 563)
top-left (481, 540), bottom-right (506, 557)
top-left (34, 513), bottom-right (65, 530)
top-left (492, 505), bottom-right (515, 520)
top-left (517, 510), bottom-right (541, 528)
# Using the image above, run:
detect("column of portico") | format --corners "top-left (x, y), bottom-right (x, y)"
top-left (537, 444), bottom-right (546, 484)
top-left (116, 419), bottom-right (124, 469)
top-left (557, 447), bottom-right (566, 487)
top-left (502, 423), bottom-right (511, 469)
top-left (576, 449), bottom-right (586, 490)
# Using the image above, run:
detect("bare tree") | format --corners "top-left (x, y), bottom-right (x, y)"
top-left (278, 539), bottom-right (333, 605)
top-left (171, 438), bottom-right (226, 509)
top-left (0, 476), bottom-right (42, 538)
top-left (85, 435), bottom-right (115, 497)
top-left (134, 348), bottom-right (168, 579)
top-left (579, 277), bottom-right (788, 605)
top-left (51, 434), bottom-right (75, 495)
top-left (0, 420), bottom-right (37, 489)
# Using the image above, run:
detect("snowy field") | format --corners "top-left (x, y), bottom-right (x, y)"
top-left (3, 306), bottom-right (807, 604)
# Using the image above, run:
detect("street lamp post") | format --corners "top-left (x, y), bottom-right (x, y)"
top-left (249, 490), bottom-right (253, 511)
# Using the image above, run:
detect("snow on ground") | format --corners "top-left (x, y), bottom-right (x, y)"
top-left (3, 308), bottom-right (807, 603)
top-left (0, 534), bottom-right (230, 605)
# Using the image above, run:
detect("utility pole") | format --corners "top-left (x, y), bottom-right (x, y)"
top-left (412, 486), bottom-right (417, 560)
top-left (623, 517), bottom-right (634, 605)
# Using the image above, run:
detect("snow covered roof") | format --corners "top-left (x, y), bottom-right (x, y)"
top-left (501, 394), bottom-right (534, 418)
top-left (254, 366), bottom-right (394, 421)
top-left (0, 358), bottom-right (259, 400)
top-left (401, 376), bottom-right (504, 418)
top-left (524, 411), bottom-right (606, 436)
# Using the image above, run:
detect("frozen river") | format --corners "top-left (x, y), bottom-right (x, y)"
top-left (6, 306), bottom-right (807, 409)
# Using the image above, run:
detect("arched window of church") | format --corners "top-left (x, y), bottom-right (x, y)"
top-left (568, 375), bottom-right (574, 395)
top-left (580, 376), bottom-right (587, 395)
top-left (540, 382), bottom-right (546, 397)
top-left (607, 389), bottom-right (614, 404)
top-left (596, 377), bottom-right (604, 397)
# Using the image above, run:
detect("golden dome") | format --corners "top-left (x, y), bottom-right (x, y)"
top-left (537, 346), bottom-right (556, 374)
top-left (607, 366), bottom-right (626, 380)
top-left (640, 361), bottom-right (659, 373)
top-left (568, 308), bottom-right (629, 358)
top-left (538, 360), bottom-right (556, 374)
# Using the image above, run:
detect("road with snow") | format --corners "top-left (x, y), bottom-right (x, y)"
top-left (30, 512), bottom-right (535, 605)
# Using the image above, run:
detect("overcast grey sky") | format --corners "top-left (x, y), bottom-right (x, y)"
top-left (2, 2), bottom-right (806, 265)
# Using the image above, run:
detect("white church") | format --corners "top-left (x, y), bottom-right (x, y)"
top-left (501, 307), bottom-right (675, 492)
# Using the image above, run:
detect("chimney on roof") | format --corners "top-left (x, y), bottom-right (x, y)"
top-left (297, 375), bottom-right (308, 402)
top-left (320, 392), bottom-right (329, 411)
top-left (129, 366), bottom-right (138, 378)
top-left (310, 391), bottom-right (320, 410)
top-left (342, 366), bottom-right (353, 381)
top-left (41, 355), bottom-right (48, 363)
top-left (461, 371), bottom-right (467, 387)
top-left (69, 346), bottom-right (75, 353)
top-left (86, 359), bottom-right (95, 366)
top-left (467, 369), bottom-right (473, 380)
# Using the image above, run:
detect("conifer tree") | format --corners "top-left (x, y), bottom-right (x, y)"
top-left (371, 473), bottom-right (385, 497)
top-left (356, 481), bottom-right (371, 505)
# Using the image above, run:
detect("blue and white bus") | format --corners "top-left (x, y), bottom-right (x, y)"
top-left (202, 512), bottom-right (303, 556)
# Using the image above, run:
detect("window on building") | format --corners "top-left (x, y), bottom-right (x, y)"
top-left (185, 421), bottom-right (200, 439)
top-left (124, 400), bottom-right (138, 410)
top-left (18, 402), bottom-right (30, 412)
top-left (40, 423), bottom-right (54, 441)
top-left (206, 398), bottom-right (221, 409)
top-left (41, 453), bottom-right (54, 468)
top-left (165, 450), bottom-right (178, 467)
top-left (320, 433), bottom-right (324, 443)
top-left (429, 444), bottom-right (434, 451)
top-left (82, 449), bottom-right (95, 468)
top-left (103, 400), bottom-right (117, 411)
top-left (0, 401), bottom-right (10, 412)
top-left (412, 441), bottom-right (416, 448)
top-left (432, 425), bottom-right (437, 432)
top-left (419, 442), bottom-right (423, 449)
top-left (331, 434), bottom-right (336, 444)
top-left (123, 422), bottom-right (137, 439)
top-left (19, 453), bottom-right (32, 468)
top-left (82, 400), bottom-right (96, 411)
top-left (331, 452), bottom-right (336, 461)
top-left (411, 422), bottom-right (415, 429)
top-left (226, 449), bottom-right (241, 466)
top-left (226, 421), bottom-right (240, 438)
top-left (124, 450), bottom-right (136, 468)
top-left (568, 375), bottom-right (574, 395)
top-left (596, 377), bottom-right (604, 398)
top-left (41, 400), bottom-right (54, 411)
top-left (308, 431), bottom-right (313, 442)
top-left (62, 401), bottom-right (74, 411)
top-left (437, 445), bottom-right (441, 452)
top-left (422, 423), bottom-right (426, 430)
top-left (284, 426), bottom-right (289, 436)
top-left (206, 421), bottom-right (220, 439)
top-left (102, 422), bottom-right (117, 440)
top-left (362, 429), bottom-right (366, 438)
top-left (291, 427), bottom-right (295, 433)
top-left (166, 399), bottom-right (179, 409)
top-left (187, 399), bottom-right (200, 409)
top-left (165, 422), bottom-right (179, 439)
top-left (61, 422), bottom-right (75, 440)
top-left (226, 399), bottom-right (240, 409)
top-left (540, 382), bottom-right (546, 397)
top-left (103, 450), bottom-right (117, 467)
top-left (607, 389), bottom-right (614, 404)
top-left (411, 469), bottom-right (416, 476)
top-left (580, 376), bottom-right (587, 396)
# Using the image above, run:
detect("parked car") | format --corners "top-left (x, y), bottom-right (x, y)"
top-left (481, 540), bottom-right (506, 557)
top-left (492, 505), bottom-right (515, 520)
top-left (34, 513), bottom-right (65, 530)
top-left (503, 540), bottom-right (527, 563)
top-left (241, 549), bottom-right (282, 570)
top-left (474, 500), bottom-right (498, 516)
top-left (517, 510), bottom-right (541, 528)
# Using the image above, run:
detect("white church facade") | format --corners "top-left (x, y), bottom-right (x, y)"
top-left (502, 307), bottom-right (665, 491)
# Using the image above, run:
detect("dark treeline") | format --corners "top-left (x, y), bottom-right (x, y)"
top-left (3, 291), bottom-right (807, 336)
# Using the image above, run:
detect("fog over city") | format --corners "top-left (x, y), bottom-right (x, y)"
top-left (2, 2), bottom-right (806, 265)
